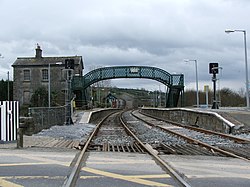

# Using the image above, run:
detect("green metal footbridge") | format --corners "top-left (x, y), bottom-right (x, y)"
top-left (72, 66), bottom-right (184, 108)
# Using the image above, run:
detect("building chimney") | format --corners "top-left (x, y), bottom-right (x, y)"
top-left (35, 43), bottom-right (42, 58)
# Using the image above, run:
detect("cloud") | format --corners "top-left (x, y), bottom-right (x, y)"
top-left (0, 0), bottom-right (250, 92)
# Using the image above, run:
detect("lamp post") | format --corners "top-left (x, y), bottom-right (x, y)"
top-left (184, 59), bottom-right (199, 107)
top-left (225, 29), bottom-right (249, 108)
top-left (48, 62), bottom-right (62, 107)
top-left (7, 71), bottom-right (9, 101)
top-left (48, 63), bottom-right (51, 107)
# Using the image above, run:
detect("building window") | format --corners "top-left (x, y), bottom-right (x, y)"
top-left (42, 69), bottom-right (48, 81)
top-left (23, 70), bottom-right (30, 81)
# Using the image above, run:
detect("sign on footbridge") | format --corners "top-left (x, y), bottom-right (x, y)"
top-left (72, 66), bottom-right (184, 108)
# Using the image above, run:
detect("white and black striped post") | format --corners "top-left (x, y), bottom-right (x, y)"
top-left (0, 101), bottom-right (19, 142)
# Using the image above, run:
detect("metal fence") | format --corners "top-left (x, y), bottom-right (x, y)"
top-left (0, 101), bottom-right (19, 142)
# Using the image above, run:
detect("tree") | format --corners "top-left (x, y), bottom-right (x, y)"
top-left (30, 87), bottom-right (48, 107)
top-left (184, 88), bottom-right (245, 107)
top-left (0, 79), bottom-right (13, 100)
top-left (220, 88), bottom-right (245, 107)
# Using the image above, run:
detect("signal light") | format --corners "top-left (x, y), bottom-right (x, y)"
top-left (209, 63), bottom-right (219, 74)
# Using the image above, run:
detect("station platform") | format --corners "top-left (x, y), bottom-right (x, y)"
top-left (195, 107), bottom-right (250, 131)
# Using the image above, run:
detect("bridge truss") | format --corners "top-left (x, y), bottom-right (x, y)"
top-left (72, 66), bottom-right (184, 108)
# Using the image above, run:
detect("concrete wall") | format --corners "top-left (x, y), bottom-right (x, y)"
top-left (20, 107), bottom-right (120, 135)
top-left (27, 106), bottom-right (65, 134)
top-left (141, 108), bottom-right (235, 133)
top-left (19, 117), bottom-right (35, 136)
top-left (89, 108), bottom-right (122, 124)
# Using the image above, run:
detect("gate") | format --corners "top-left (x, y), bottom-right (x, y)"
top-left (0, 101), bottom-right (19, 142)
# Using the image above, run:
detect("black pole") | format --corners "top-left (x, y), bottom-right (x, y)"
top-left (7, 71), bottom-right (10, 101)
top-left (65, 69), bottom-right (73, 125)
top-left (211, 72), bottom-right (219, 109)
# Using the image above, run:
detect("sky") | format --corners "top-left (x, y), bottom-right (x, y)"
top-left (0, 0), bottom-right (250, 92)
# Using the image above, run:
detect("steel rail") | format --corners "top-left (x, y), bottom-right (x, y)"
top-left (120, 111), bottom-right (191, 187)
top-left (132, 111), bottom-right (250, 162)
top-left (62, 111), bottom-right (118, 187)
top-left (64, 110), bottom-right (191, 187)
top-left (138, 110), bottom-right (250, 144)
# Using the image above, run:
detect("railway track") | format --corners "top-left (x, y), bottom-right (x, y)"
top-left (132, 110), bottom-right (250, 160)
top-left (63, 111), bottom-right (191, 187)
top-left (86, 111), bottom-right (145, 153)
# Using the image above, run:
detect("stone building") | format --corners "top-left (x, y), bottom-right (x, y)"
top-left (12, 45), bottom-right (84, 106)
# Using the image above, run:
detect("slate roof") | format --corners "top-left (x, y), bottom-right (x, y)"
top-left (12, 56), bottom-right (84, 68)
top-left (105, 93), bottom-right (117, 100)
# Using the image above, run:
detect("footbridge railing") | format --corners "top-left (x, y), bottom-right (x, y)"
top-left (72, 66), bottom-right (184, 107)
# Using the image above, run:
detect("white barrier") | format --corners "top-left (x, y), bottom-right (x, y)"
top-left (0, 101), bottom-right (19, 142)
